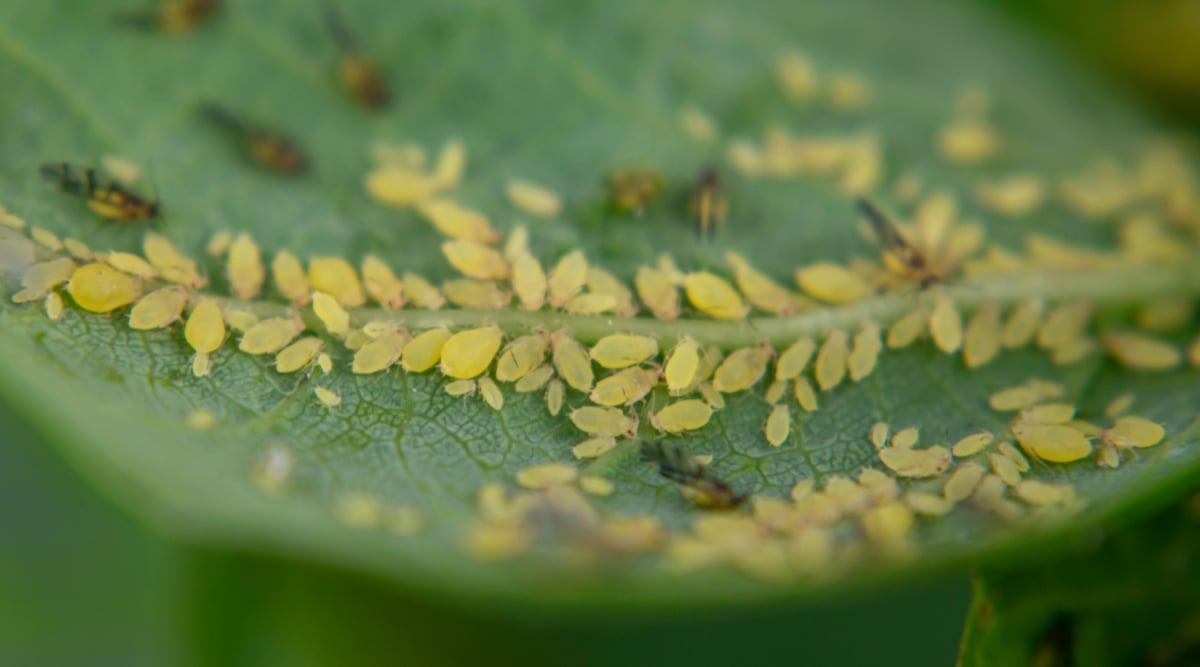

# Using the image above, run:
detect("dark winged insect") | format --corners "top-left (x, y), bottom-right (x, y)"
top-left (689, 166), bottom-right (727, 240)
top-left (39, 162), bottom-right (161, 221)
top-left (200, 103), bottom-right (308, 174)
top-left (115, 0), bottom-right (219, 33)
top-left (856, 197), bottom-right (940, 288)
top-left (640, 441), bottom-right (746, 510)
top-left (324, 7), bottom-right (390, 109)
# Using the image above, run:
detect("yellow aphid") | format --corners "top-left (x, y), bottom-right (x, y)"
top-left (514, 364), bottom-right (554, 393)
top-left (206, 230), bottom-right (233, 257)
top-left (765, 379), bottom-right (788, 404)
top-left (906, 492), bottom-right (953, 516)
top-left (495, 334), bottom-right (549, 382)
top-left (891, 427), bottom-right (919, 449)
top-left (67, 263), bottom-right (142, 313)
top-left (312, 291), bottom-right (350, 337)
top-left (1013, 423), bottom-right (1092, 463)
top-left (952, 432), bottom-right (993, 457)
top-left (650, 399), bottom-right (713, 434)
top-left (586, 267), bottom-right (638, 317)
top-left (998, 441), bottom-right (1030, 472)
top-left (570, 406), bottom-right (637, 437)
top-left (128, 286), bottom-right (188, 330)
top-left (478, 377), bottom-right (504, 410)
top-left (1137, 299), bottom-right (1193, 333)
top-left (698, 382), bottom-right (726, 409)
top-left (14, 257), bottom-right (76, 302)
top-left (572, 436), bottom-right (616, 459)
top-left (590, 367), bottom-right (659, 406)
top-left (887, 308), bottom-right (928, 349)
top-left (635, 266), bottom-right (681, 320)
top-left (989, 379), bottom-right (1064, 411)
top-left (774, 50), bottom-right (818, 103)
top-left (1014, 480), bottom-right (1076, 506)
top-left (547, 251), bottom-right (588, 308)
top-left (765, 404), bottom-right (791, 446)
top-left (44, 292), bottom-right (64, 321)
top-left (275, 336), bottom-right (323, 373)
top-left (271, 251), bottom-right (311, 305)
top-left (989, 452), bottom-right (1022, 486)
top-left (869, 422), bottom-right (890, 450)
top-left (566, 293), bottom-right (617, 315)
top-left (361, 255), bottom-right (405, 309)
top-left (929, 297), bottom-right (963, 354)
top-left (431, 139), bottom-right (466, 188)
top-left (545, 378), bottom-right (565, 416)
top-left (185, 408), bottom-right (216, 431)
top-left (1103, 416), bottom-right (1165, 449)
top-left (684, 272), bottom-right (750, 319)
top-left (848, 322), bottom-right (882, 382)
top-left (505, 179), bottom-right (562, 217)
top-left (503, 226), bottom-right (530, 262)
top-left (814, 330), bottom-right (850, 391)
top-left (0, 211), bottom-right (25, 229)
top-left (30, 227), bottom-right (63, 252)
top-left (366, 166), bottom-right (437, 205)
top-left (727, 252), bottom-right (803, 315)
top-left (776, 337), bottom-right (816, 380)
top-left (878, 445), bottom-right (951, 478)
top-left (400, 327), bottom-right (452, 373)
top-left (859, 469), bottom-right (900, 503)
top-left (463, 523), bottom-right (533, 562)
top-left (63, 237), bottom-right (92, 260)
top-left (511, 253), bottom-right (547, 311)
top-left (222, 308), bottom-right (258, 333)
top-left (795, 263), bottom-right (872, 303)
top-left (186, 299), bottom-right (226, 355)
top-left (314, 386), bottom-right (342, 408)
top-left (439, 326), bottom-right (504, 379)
top-left (308, 257), bottom-right (365, 307)
top-left (579, 475), bottom-right (614, 496)
top-left (551, 331), bottom-right (594, 391)
top-left (975, 175), bottom-right (1046, 217)
top-left (1036, 301), bottom-right (1093, 350)
top-left (1098, 444), bottom-right (1121, 468)
top-left (442, 240), bottom-right (509, 280)
top-left (317, 353), bottom-right (333, 374)
top-left (352, 331), bottom-right (409, 374)
top-left (680, 105), bottom-right (718, 143)
top-left (943, 462), bottom-right (986, 502)
top-left (938, 119), bottom-right (998, 164)
top-left (105, 252), bottom-right (157, 279)
top-left (1022, 403), bottom-right (1076, 424)
top-left (963, 303), bottom-right (1002, 368)
top-left (1102, 331), bottom-right (1182, 370)
top-left (416, 199), bottom-right (499, 244)
top-left (239, 317), bottom-right (304, 355)
top-left (589, 334), bottom-right (658, 369)
top-left (1105, 393), bottom-right (1135, 417)
top-left (712, 345), bottom-right (771, 393)
top-left (227, 233), bottom-right (265, 299)
top-left (664, 337), bottom-right (701, 393)
top-left (443, 279), bottom-right (510, 309)
top-left (828, 72), bottom-right (872, 110)
top-left (860, 502), bottom-right (915, 548)
top-left (399, 272), bottom-right (444, 309)
top-left (444, 379), bottom-right (476, 397)
top-left (825, 476), bottom-right (871, 513)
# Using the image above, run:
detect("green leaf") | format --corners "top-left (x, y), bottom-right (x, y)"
top-left (1, 0), bottom-right (1198, 607)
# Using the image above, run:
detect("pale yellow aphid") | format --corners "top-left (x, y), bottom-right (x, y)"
top-left (814, 330), bottom-right (850, 391)
top-left (547, 251), bottom-right (588, 309)
top-left (0, 211), bottom-right (25, 229)
top-left (951, 432), bottom-right (993, 457)
top-left (774, 50), bottom-right (818, 104)
top-left (566, 293), bottom-right (617, 315)
top-left (206, 230), bottom-right (233, 257)
top-left (1104, 393), bottom-right (1135, 418)
top-left (67, 263), bottom-right (142, 313)
top-left (726, 251), bottom-right (803, 315)
top-left (891, 427), bottom-right (919, 449)
top-left (878, 446), bottom-right (951, 478)
top-left (44, 292), bottom-right (64, 321)
top-left (511, 253), bottom-right (547, 311)
top-left (239, 317), bottom-right (304, 355)
top-left (13, 257), bottom-right (76, 302)
top-left (1103, 416), bottom-right (1165, 449)
top-left (308, 257), bottom-right (365, 307)
top-left (825, 476), bottom-right (870, 514)
top-left (712, 345), bottom-right (771, 393)
top-left (589, 334), bottom-right (658, 369)
top-left (795, 263), bottom-right (871, 303)
top-left (227, 233), bottom-right (265, 299)
top-left (929, 297), bottom-right (963, 354)
top-left (30, 226), bottom-right (63, 252)
top-left (906, 492), bottom-right (953, 516)
top-left (848, 322), bottom-right (882, 382)
top-left (572, 436), bottom-right (616, 459)
top-left (186, 299), bottom-right (225, 354)
top-left (503, 226), bottom-right (530, 262)
top-left (887, 308), bottom-right (928, 349)
top-left (551, 331), bottom-right (594, 392)
top-left (443, 279), bottom-right (510, 309)
top-left (765, 379), bottom-right (788, 404)
top-left (579, 475), bottom-right (615, 497)
top-left (860, 502), bottom-right (915, 549)
top-left (650, 399), bottom-right (713, 434)
top-left (1036, 301), bottom-right (1093, 350)
top-left (971, 476), bottom-right (1022, 520)
top-left (943, 462), bottom-right (986, 502)
top-left (352, 331), bottom-right (409, 374)
top-left (998, 441), bottom-right (1030, 472)
top-left (431, 138), bottom-right (466, 188)
top-left (680, 105), bottom-right (718, 143)
top-left (989, 452), bottom-right (1022, 486)
top-left (311, 291), bottom-right (350, 337)
top-left (1014, 480), bottom-right (1076, 507)
top-left (988, 379), bottom-right (1064, 411)
top-left (828, 72), bottom-right (871, 110)
top-left (62, 237), bottom-right (92, 260)
top-left (545, 378), bottom-right (565, 416)
top-left (105, 252), bottom-right (157, 280)
top-left (505, 179), bottom-right (562, 217)
top-left (663, 337), bottom-right (701, 394)
top-left (684, 272), bottom-right (750, 320)
top-left (1012, 423), bottom-right (1092, 463)
top-left (314, 386), bottom-right (342, 408)
top-left (938, 119), bottom-right (998, 164)
top-left (185, 408), bottom-right (216, 431)
top-left (590, 367), bottom-right (659, 406)
top-left (478, 377), bottom-right (504, 410)
top-left (442, 240), bottom-right (509, 280)
top-left (1098, 444), bottom-right (1121, 468)
top-left (401, 327), bottom-right (452, 372)
top-left (401, 272), bottom-right (445, 310)
top-left (361, 255), bottom-right (405, 309)
top-left (775, 337), bottom-right (816, 380)
top-left (221, 307), bottom-right (259, 333)
top-left (275, 336), bottom-right (324, 373)
top-left (440, 326), bottom-right (504, 379)
top-left (416, 199), bottom-right (499, 244)
top-left (963, 303), bottom-right (1002, 368)
top-left (975, 175), bottom-right (1045, 217)
top-left (317, 353), bottom-right (333, 374)
top-left (869, 422), bottom-right (890, 450)
top-left (1022, 403), bottom-right (1076, 425)
top-left (586, 267), bottom-right (638, 317)
top-left (635, 266), bottom-right (680, 320)
top-left (698, 382), bottom-right (726, 409)
top-left (1137, 299), bottom-right (1193, 333)
top-left (570, 406), bottom-right (636, 437)
top-left (271, 250), bottom-right (311, 305)
top-left (495, 334), bottom-right (549, 382)
top-left (859, 468), bottom-right (900, 503)
top-left (444, 380), bottom-right (476, 397)
top-left (1102, 331), bottom-right (1182, 370)
top-left (514, 364), bottom-right (554, 393)
top-left (463, 523), bottom-right (533, 562)
top-left (765, 404), bottom-right (791, 446)
top-left (128, 286), bottom-right (188, 330)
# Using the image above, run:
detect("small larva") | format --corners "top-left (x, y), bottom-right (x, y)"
top-left (440, 326), bottom-right (505, 379)
top-left (869, 422), bottom-right (889, 450)
top-left (315, 386), bottom-right (342, 408)
top-left (765, 404), bottom-right (790, 446)
top-left (551, 330), bottom-right (594, 392)
top-left (275, 336), bottom-right (324, 373)
top-left (698, 382), bottom-right (726, 409)
top-left (239, 317), bottom-right (305, 355)
top-left (401, 327), bottom-right (452, 372)
top-left (570, 406), bottom-right (637, 437)
top-left (444, 379), bottom-right (477, 397)
top-left (309, 256), bottom-right (366, 307)
top-left (43, 292), bottom-right (64, 321)
top-left (312, 291), bottom-right (351, 337)
top-left (547, 250), bottom-right (588, 309)
top-left (793, 377), bottom-right (818, 411)
top-left (271, 250), bottom-right (311, 305)
top-left (361, 255), bottom-right (405, 309)
top-left (227, 233), bottom-right (265, 299)
top-left (478, 377), bottom-right (504, 410)
top-left (590, 334), bottom-right (658, 369)
top-left (684, 271), bottom-right (749, 319)
top-left (545, 378), bottom-right (565, 416)
top-left (711, 345), bottom-right (771, 393)
top-left (814, 330), bottom-right (850, 391)
top-left (764, 379), bottom-right (788, 405)
top-left (650, 399), bottom-right (713, 434)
